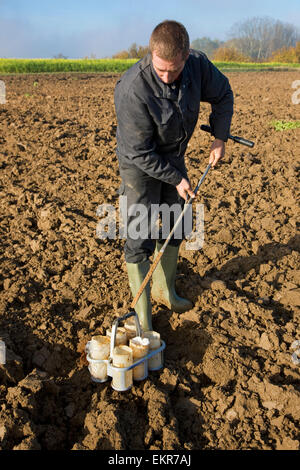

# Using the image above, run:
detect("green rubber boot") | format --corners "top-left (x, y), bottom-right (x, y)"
top-left (126, 261), bottom-right (152, 332)
top-left (151, 243), bottom-right (193, 313)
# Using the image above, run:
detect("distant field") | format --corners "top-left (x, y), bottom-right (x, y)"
top-left (0, 58), bottom-right (299, 74)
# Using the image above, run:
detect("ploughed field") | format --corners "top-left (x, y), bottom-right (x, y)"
top-left (0, 71), bottom-right (299, 450)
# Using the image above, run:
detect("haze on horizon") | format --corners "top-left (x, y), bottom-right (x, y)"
top-left (0, 0), bottom-right (299, 58)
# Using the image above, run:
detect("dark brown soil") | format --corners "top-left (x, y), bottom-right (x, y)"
top-left (0, 71), bottom-right (299, 450)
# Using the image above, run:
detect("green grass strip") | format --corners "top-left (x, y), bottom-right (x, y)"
top-left (213, 61), bottom-right (299, 69)
top-left (271, 120), bottom-right (300, 131)
top-left (0, 58), bottom-right (137, 74)
top-left (0, 58), bottom-right (299, 74)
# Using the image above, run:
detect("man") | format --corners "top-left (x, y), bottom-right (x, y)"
top-left (114, 20), bottom-right (233, 331)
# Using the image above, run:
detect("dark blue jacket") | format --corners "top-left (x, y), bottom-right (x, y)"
top-left (114, 50), bottom-right (234, 186)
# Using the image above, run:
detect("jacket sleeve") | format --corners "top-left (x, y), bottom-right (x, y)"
top-left (114, 86), bottom-right (183, 186)
top-left (199, 54), bottom-right (234, 142)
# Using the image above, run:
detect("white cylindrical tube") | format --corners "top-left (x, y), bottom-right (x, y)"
top-left (129, 336), bottom-right (150, 381)
top-left (106, 327), bottom-right (127, 346)
top-left (112, 345), bottom-right (133, 391)
top-left (89, 335), bottom-right (110, 359)
top-left (124, 317), bottom-right (139, 340)
top-left (88, 360), bottom-right (108, 382)
top-left (143, 331), bottom-right (162, 370)
top-left (87, 335), bottom-right (110, 381)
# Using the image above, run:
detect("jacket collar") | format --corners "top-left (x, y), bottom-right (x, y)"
top-left (141, 52), bottom-right (191, 100)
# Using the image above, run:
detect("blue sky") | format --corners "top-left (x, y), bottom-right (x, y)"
top-left (0, 0), bottom-right (299, 58)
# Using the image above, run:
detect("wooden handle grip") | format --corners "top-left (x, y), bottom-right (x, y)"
top-left (131, 248), bottom-right (164, 309)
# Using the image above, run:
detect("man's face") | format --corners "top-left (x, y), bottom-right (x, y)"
top-left (152, 50), bottom-right (188, 84)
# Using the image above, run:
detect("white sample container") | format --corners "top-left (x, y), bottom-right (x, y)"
top-left (106, 327), bottom-right (127, 345)
top-left (143, 331), bottom-right (163, 370)
top-left (124, 317), bottom-right (139, 340)
top-left (86, 335), bottom-right (110, 382)
top-left (111, 345), bottom-right (133, 391)
top-left (129, 336), bottom-right (150, 381)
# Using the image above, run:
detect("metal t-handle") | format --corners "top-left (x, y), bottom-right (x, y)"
top-left (200, 124), bottom-right (255, 148)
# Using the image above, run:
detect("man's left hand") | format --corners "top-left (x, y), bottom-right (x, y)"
top-left (209, 139), bottom-right (225, 167)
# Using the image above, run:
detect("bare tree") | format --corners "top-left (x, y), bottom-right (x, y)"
top-left (128, 43), bottom-right (139, 59)
top-left (229, 16), bottom-right (300, 60)
top-left (191, 37), bottom-right (224, 58)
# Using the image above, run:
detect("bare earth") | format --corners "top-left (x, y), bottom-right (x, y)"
top-left (0, 71), bottom-right (299, 450)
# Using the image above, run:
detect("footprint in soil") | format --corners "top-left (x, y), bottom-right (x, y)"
top-left (153, 308), bottom-right (211, 369)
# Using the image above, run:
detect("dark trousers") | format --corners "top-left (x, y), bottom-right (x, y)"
top-left (119, 162), bottom-right (190, 263)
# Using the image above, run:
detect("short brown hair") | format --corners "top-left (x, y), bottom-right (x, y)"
top-left (149, 20), bottom-right (190, 60)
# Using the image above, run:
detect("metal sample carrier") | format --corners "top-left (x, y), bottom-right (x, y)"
top-left (86, 312), bottom-right (166, 391)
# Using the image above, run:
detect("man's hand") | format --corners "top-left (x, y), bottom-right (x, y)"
top-left (176, 178), bottom-right (195, 201)
top-left (209, 138), bottom-right (225, 167)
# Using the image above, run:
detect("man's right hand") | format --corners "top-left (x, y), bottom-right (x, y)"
top-left (176, 178), bottom-right (195, 201)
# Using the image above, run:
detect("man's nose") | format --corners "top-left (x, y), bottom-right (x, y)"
top-left (162, 72), bottom-right (172, 83)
